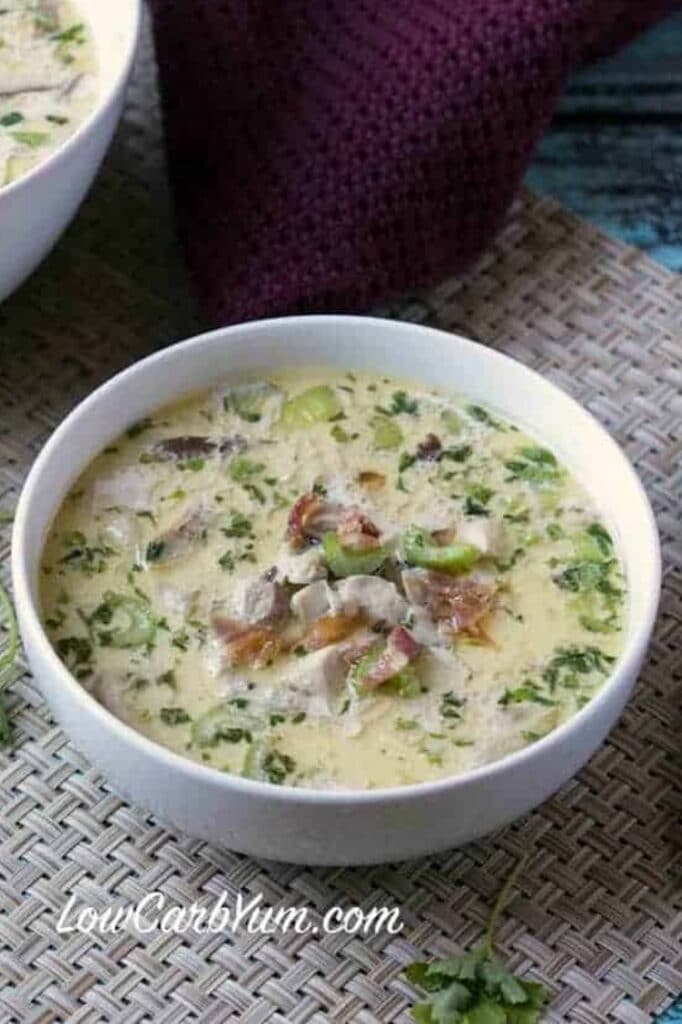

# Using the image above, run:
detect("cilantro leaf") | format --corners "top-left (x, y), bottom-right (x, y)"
top-left (405, 857), bottom-right (548, 1024)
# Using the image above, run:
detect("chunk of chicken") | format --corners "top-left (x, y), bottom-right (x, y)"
top-left (291, 580), bottom-right (333, 626)
top-left (274, 545), bottom-right (327, 585)
top-left (93, 467), bottom-right (151, 512)
top-left (236, 576), bottom-right (289, 626)
top-left (334, 575), bottom-right (407, 626)
top-left (278, 630), bottom-right (377, 716)
top-left (291, 576), bottom-right (406, 630)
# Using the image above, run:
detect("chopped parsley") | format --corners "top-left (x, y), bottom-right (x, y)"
top-left (441, 443), bottom-right (472, 463)
top-left (499, 681), bottom-right (556, 707)
top-left (398, 451), bottom-right (417, 473)
top-left (145, 540), bottom-right (166, 562)
top-left (505, 446), bottom-right (561, 485)
top-left (218, 551), bottom-right (235, 572)
top-left (126, 417), bottom-right (153, 439)
top-left (160, 707), bottom-right (190, 726)
top-left (229, 456), bottom-right (264, 481)
top-left (388, 390), bottom-right (418, 416)
top-left (406, 855), bottom-right (547, 1024)
top-left (464, 482), bottom-right (494, 516)
top-left (466, 404), bottom-right (503, 430)
top-left (222, 512), bottom-right (253, 539)
top-left (262, 750), bottom-right (296, 785)
top-left (440, 691), bottom-right (465, 720)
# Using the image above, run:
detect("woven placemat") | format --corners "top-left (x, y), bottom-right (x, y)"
top-left (0, 15), bottom-right (680, 1024)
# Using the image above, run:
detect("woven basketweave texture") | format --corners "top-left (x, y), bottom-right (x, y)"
top-left (0, 18), bottom-right (680, 1024)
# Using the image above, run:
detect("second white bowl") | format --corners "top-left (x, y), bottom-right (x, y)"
top-left (0, 0), bottom-right (141, 303)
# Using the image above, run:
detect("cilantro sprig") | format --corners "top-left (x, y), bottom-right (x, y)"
top-left (405, 856), bottom-right (547, 1023)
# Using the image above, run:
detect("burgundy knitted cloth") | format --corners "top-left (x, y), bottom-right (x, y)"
top-left (149, 0), bottom-right (675, 325)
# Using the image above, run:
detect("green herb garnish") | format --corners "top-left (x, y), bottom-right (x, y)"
top-left (463, 483), bottom-right (494, 517)
top-left (331, 423), bottom-right (352, 443)
top-left (160, 707), bottom-right (190, 726)
top-left (126, 417), bottom-right (153, 439)
top-left (542, 645), bottom-right (614, 690)
top-left (405, 856), bottom-right (547, 1023)
top-left (222, 512), bottom-right (253, 538)
top-left (389, 390), bottom-right (418, 416)
top-left (440, 692), bottom-right (465, 720)
top-left (441, 444), bottom-right (472, 463)
top-left (10, 130), bottom-right (49, 148)
top-left (499, 681), bottom-right (556, 707)
top-left (466, 404), bottom-right (504, 430)
top-left (145, 540), bottom-right (166, 563)
top-left (262, 749), bottom-right (296, 785)
top-left (229, 456), bottom-right (265, 481)
top-left (504, 447), bottom-right (560, 485)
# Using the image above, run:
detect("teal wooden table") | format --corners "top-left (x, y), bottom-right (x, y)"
top-left (527, 11), bottom-right (682, 271)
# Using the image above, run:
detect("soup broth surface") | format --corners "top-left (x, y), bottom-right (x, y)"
top-left (0, 1), bottom-right (97, 187)
top-left (41, 369), bottom-right (626, 790)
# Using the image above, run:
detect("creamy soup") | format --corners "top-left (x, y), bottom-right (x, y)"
top-left (0, 1), bottom-right (97, 187)
top-left (41, 370), bottom-right (626, 790)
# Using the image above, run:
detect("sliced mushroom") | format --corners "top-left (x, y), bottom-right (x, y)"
top-left (148, 434), bottom-right (246, 462)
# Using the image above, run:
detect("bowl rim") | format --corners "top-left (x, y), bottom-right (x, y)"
top-left (12, 314), bottom-right (662, 806)
top-left (0, 0), bottom-right (142, 200)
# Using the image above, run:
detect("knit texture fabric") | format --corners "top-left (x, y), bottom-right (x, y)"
top-left (149, 0), bottom-right (676, 325)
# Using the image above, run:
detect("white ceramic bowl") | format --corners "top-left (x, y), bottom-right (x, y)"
top-left (0, 0), bottom-right (141, 303)
top-left (12, 316), bottom-right (661, 865)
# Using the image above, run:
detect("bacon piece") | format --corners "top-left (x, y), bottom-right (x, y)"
top-left (402, 569), bottom-right (496, 641)
top-left (149, 435), bottom-right (246, 461)
top-left (339, 630), bottom-right (380, 667)
top-left (416, 433), bottom-right (443, 461)
top-left (286, 492), bottom-right (381, 551)
top-left (212, 614), bottom-right (284, 668)
top-left (303, 612), bottom-right (363, 651)
top-left (355, 626), bottom-right (422, 690)
top-left (285, 493), bottom-right (341, 549)
top-left (336, 506), bottom-right (381, 550)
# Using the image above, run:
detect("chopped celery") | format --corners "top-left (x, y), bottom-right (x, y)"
top-left (440, 409), bottom-right (461, 434)
top-left (91, 591), bottom-right (155, 648)
top-left (402, 526), bottom-right (480, 574)
top-left (192, 702), bottom-right (256, 748)
top-left (371, 415), bottom-right (403, 449)
top-left (242, 738), bottom-right (296, 784)
top-left (224, 382), bottom-right (280, 422)
top-left (10, 131), bottom-right (49, 149)
top-left (281, 385), bottom-right (342, 428)
top-left (322, 532), bottom-right (389, 577)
